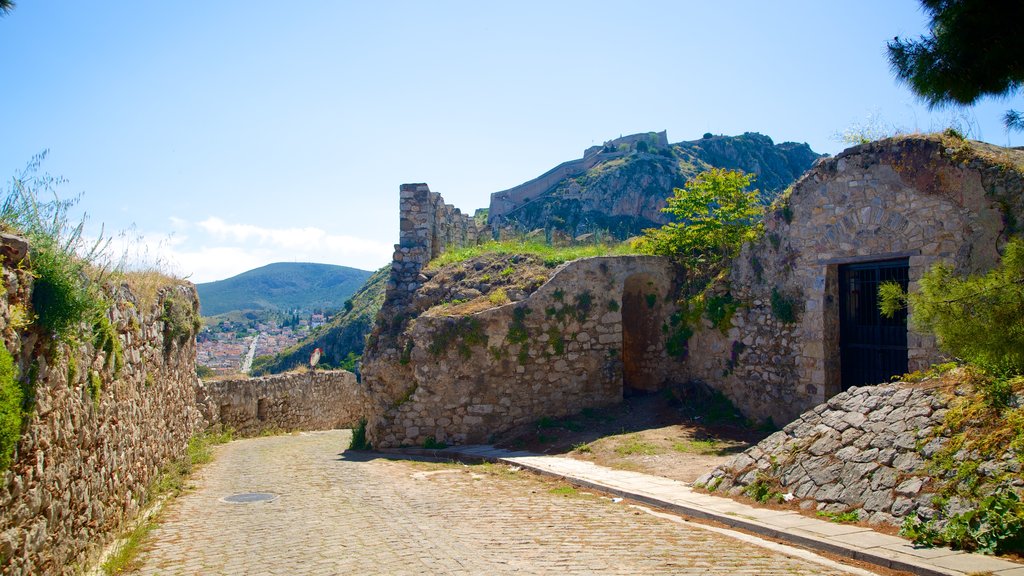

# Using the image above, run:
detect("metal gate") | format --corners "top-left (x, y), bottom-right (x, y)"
top-left (839, 259), bottom-right (909, 390)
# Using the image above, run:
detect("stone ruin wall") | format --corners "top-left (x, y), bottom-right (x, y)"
top-left (0, 234), bottom-right (203, 576)
top-left (365, 135), bottom-right (1024, 449)
top-left (367, 255), bottom-right (683, 448)
top-left (195, 370), bottom-right (367, 437)
top-left (391, 183), bottom-right (484, 311)
top-left (682, 136), bottom-right (1024, 427)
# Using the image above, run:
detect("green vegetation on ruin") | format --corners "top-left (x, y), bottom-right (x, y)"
top-left (426, 239), bottom-right (636, 270)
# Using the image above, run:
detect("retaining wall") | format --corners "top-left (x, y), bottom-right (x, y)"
top-left (0, 234), bottom-right (202, 576)
top-left (195, 371), bottom-right (367, 436)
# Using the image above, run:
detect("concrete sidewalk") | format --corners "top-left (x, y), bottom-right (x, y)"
top-left (385, 445), bottom-right (1024, 576)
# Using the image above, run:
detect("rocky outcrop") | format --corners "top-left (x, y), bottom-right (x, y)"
top-left (490, 132), bottom-right (820, 239)
top-left (196, 370), bottom-right (367, 436)
top-left (0, 238), bottom-right (202, 575)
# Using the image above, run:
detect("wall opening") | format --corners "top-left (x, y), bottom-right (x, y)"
top-left (256, 398), bottom-right (269, 421)
top-left (838, 259), bottom-right (909, 390)
top-left (622, 274), bottom-right (661, 394)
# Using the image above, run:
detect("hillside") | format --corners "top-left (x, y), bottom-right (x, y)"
top-left (251, 264), bottom-right (389, 374)
top-left (196, 262), bottom-right (373, 316)
top-left (491, 132), bottom-right (820, 238)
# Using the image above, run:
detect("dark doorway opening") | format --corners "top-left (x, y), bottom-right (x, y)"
top-left (839, 259), bottom-right (909, 390)
top-left (622, 274), bottom-right (660, 394)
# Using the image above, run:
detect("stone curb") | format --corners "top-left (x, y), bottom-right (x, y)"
top-left (379, 446), bottom-right (1024, 576)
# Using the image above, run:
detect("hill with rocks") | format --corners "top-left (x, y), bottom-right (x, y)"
top-left (488, 131), bottom-right (820, 239)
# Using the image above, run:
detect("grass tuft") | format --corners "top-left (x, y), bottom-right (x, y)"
top-left (101, 521), bottom-right (155, 575)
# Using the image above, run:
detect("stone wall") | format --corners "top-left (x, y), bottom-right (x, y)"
top-left (365, 255), bottom-right (683, 448)
top-left (195, 370), bottom-right (366, 436)
top-left (683, 135), bottom-right (1024, 426)
top-left (698, 382), bottom-right (948, 526)
top-left (0, 235), bottom-right (202, 575)
top-left (391, 184), bottom-right (484, 312)
top-left (697, 375), bottom-right (1022, 532)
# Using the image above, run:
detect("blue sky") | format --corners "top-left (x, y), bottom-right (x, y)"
top-left (1, 1), bottom-right (1018, 282)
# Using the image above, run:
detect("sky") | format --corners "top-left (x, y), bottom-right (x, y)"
top-left (0, 1), bottom-right (1019, 283)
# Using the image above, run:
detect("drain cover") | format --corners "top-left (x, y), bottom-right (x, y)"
top-left (222, 492), bottom-right (278, 504)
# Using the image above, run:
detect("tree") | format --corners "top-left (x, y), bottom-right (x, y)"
top-left (887, 0), bottom-right (1024, 131)
top-left (0, 1), bottom-right (13, 16)
top-left (634, 168), bottom-right (763, 275)
top-left (879, 237), bottom-right (1024, 375)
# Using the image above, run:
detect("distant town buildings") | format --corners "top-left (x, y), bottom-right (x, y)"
top-left (197, 311), bottom-right (329, 374)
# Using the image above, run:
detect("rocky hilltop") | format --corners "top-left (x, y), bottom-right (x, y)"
top-left (488, 132), bottom-right (820, 239)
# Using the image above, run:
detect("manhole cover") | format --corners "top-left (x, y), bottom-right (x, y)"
top-left (222, 492), bottom-right (278, 504)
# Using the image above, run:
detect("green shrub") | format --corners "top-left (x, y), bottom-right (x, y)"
top-left (743, 474), bottom-right (782, 504)
top-left (880, 238), bottom-right (1024, 375)
top-left (29, 242), bottom-right (105, 341)
top-left (88, 370), bottom-right (102, 403)
top-left (634, 168), bottom-right (763, 277)
top-left (93, 314), bottom-right (123, 375)
top-left (422, 436), bottom-right (447, 449)
top-left (705, 292), bottom-right (738, 331)
top-left (2, 154), bottom-right (112, 343)
top-left (770, 287), bottom-right (797, 323)
top-left (349, 419), bottom-right (370, 450)
top-left (161, 293), bottom-right (200, 350)
top-left (902, 484), bottom-right (1024, 554)
top-left (0, 346), bottom-right (21, 472)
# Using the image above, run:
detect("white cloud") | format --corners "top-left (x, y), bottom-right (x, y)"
top-left (129, 217), bottom-right (395, 283)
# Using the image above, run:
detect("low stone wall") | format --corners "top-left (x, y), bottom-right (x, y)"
top-left (0, 239), bottom-right (202, 575)
top-left (697, 382), bottom-right (949, 526)
top-left (195, 371), bottom-right (366, 436)
top-left (365, 255), bottom-right (683, 448)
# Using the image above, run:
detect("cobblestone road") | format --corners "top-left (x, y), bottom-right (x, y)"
top-left (134, 430), bottom-right (879, 575)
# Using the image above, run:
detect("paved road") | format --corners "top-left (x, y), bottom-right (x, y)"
top-left (134, 430), bottom-right (878, 575)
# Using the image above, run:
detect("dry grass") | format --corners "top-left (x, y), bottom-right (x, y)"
top-left (116, 269), bottom-right (190, 311)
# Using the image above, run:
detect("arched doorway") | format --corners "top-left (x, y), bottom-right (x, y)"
top-left (621, 274), bottom-right (662, 393)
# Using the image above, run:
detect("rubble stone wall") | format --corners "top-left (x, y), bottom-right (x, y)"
top-left (0, 235), bottom-right (203, 576)
top-left (366, 255), bottom-right (682, 448)
top-left (195, 370), bottom-right (366, 436)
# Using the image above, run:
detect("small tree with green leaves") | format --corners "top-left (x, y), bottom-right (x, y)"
top-left (879, 237), bottom-right (1024, 375)
top-left (634, 168), bottom-right (763, 279)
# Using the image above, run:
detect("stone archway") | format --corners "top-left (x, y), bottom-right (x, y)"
top-left (621, 273), bottom-right (662, 393)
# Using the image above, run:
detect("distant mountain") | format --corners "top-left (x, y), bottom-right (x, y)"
top-left (251, 264), bottom-right (389, 375)
top-left (488, 131), bottom-right (821, 239)
top-left (196, 262), bottom-right (374, 317)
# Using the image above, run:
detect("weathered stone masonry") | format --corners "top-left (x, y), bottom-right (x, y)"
top-left (0, 235), bottom-right (202, 576)
top-left (683, 136), bottom-right (1024, 426)
top-left (367, 255), bottom-right (682, 448)
top-left (195, 371), bottom-right (366, 437)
